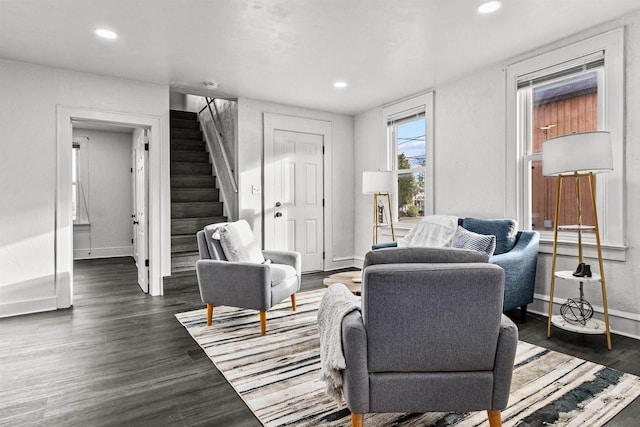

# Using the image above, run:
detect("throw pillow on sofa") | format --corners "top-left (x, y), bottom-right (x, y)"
top-left (462, 218), bottom-right (517, 255)
top-left (451, 226), bottom-right (496, 256)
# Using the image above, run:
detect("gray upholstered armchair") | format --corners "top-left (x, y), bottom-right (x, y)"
top-left (195, 221), bottom-right (301, 335)
top-left (341, 248), bottom-right (518, 427)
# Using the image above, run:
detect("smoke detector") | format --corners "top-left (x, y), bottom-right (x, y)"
top-left (204, 81), bottom-right (219, 90)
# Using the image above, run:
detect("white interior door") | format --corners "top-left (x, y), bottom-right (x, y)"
top-left (133, 129), bottom-right (149, 292)
top-left (273, 130), bottom-right (323, 271)
top-left (264, 114), bottom-right (328, 273)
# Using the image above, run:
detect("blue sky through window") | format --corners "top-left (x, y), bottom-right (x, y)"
top-left (397, 118), bottom-right (425, 167)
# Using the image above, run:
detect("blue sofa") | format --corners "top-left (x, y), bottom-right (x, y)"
top-left (373, 217), bottom-right (539, 321)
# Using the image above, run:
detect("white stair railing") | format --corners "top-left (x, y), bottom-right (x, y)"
top-left (198, 98), bottom-right (238, 221)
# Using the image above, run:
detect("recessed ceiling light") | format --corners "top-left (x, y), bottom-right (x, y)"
top-left (334, 81), bottom-right (348, 88)
top-left (204, 81), bottom-right (219, 90)
top-left (477, 1), bottom-right (502, 14)
top-left (95, 28), bottom-right (118, 40)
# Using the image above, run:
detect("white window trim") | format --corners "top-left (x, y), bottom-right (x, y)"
top-left (382, 91), bottom-right (434, 228)
top-left (505, 28), bottom-right (626, 260)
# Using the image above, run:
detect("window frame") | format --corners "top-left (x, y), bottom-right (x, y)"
top-left (382, 92), bottom-right (434, 228)
top-left (506, 28), bottom-right (625, 260)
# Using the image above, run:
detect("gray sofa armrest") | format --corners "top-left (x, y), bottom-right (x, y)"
top-left (489, 231), bottom-right (539, 312)
top-left (492, 314), bottom-right (519, 409)
top-left (341, 310), bottom-right (369, 413)
top-left (195, 259), bottom-right (271, 311)
top-left (371, 241), bottom-right (398, 250)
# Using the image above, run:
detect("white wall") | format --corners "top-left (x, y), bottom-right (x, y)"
top-left (353, 108), bottom-right (385, 261)
top-left (72, 129), bottom-right (134, 259)
top-left (354, 11), bottom-right (640, 338)
top-left (237, 98), bottom-right (355, 270)
top-left (0, 58), bottom-right (169, 318)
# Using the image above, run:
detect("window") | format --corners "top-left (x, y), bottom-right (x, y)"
top-left (383, 92), bottom-right (434, 226)
top-left (506, 29), bottom-right (625, 258)
top-left (72, 136), bottom-right (90, 224)
top-left (389, 114), bottom-right (426, 223)
top-left (522, 66), bottom-right (603, 234)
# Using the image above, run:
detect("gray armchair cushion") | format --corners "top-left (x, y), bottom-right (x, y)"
top-left (269, 264), bottom-right (297, 287)
top-left (363, 263), bottom-right (504, 373)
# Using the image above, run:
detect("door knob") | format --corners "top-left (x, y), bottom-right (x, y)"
top-left (275, 202), bottom-right (282, 207)
top-left (274, 212), bottom-right (282, 218)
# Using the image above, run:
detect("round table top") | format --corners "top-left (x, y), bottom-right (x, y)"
top-left (322, 271), bottom-right (362, 295)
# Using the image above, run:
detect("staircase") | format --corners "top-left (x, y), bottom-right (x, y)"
top-left (165, 110), bottom-right (226, 285)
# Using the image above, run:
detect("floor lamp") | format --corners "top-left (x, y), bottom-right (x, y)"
top-left (542, 131), bottom-right (613, 349)
top-left (362, 170), bottom-right (396, 245)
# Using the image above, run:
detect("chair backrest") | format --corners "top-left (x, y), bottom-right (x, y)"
top-left (362, 250), bottom-right (504, 374)
top-left (363, 246), bottom-right (488, 269)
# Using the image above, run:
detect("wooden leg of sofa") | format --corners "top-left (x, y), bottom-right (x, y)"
top-left (259, 310), bottom-right (267, 335)
top-left (351, 413), bottom-right (364, 427)
top-left (206, 304), bottom-right (214, 326)
top-left (520, 305), bottom-right (528, 322)
top-left (291, 293), bottom-right (297, 311)
top-left (487, 409), bottom-right (502, 427)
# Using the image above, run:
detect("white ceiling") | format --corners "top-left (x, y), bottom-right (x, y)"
top-left (1, 0), bottom-right (639, 115)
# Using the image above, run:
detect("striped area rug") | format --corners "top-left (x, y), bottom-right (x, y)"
top-left (175, 289), bottom-right (640, 426)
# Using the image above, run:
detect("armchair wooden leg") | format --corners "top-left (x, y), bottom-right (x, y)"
top-left (351, 413), bottom-right (363, 427)
top-left (259, 310), bottom-right (267, 335)
top-left (291, 293), bottom-right (297, 311)
top-left (487, 409), bottom-right (502, 427)
top-left (206, 304), bottom-right (214, 326)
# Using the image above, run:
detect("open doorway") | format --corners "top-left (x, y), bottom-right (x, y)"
top-left (56, 107), bottom-right (164, 309)
top-left (70, 122), bottom-right (149, 293)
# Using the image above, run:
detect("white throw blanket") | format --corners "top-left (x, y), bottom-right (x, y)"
top-left (397, 215), bottom-right (458, 247)
top-left (317, 283), bottom-right (361, 403)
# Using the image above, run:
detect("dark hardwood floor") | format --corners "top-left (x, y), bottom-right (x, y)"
top-left (0, 257), bottom-right (638, 426)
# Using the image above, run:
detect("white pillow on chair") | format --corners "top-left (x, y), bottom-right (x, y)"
top-left (218, 220), bottom-right (265, 263)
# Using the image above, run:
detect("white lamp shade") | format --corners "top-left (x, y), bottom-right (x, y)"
top-left (542, 131), bottom-right (613, 176)
top-left (362, 170), bottom-right (395, 194)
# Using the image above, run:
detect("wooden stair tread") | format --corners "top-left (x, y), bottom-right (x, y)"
top-left (170, 110), bottom-right (197, 120)
top-left (171, 176), bottom-right (217, 188)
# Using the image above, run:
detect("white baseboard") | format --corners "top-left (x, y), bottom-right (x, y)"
top-left (325, 257), bottom-right (357, 271)
top-left (530, 293), bottom-right (640, 340)
top-left (73, 246), bottom-right (133, 260)
top-left (0, 296), bottom-right (58, 319)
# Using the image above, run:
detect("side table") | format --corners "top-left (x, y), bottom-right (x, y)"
top-left (322, 271), bottom-right (362, 295)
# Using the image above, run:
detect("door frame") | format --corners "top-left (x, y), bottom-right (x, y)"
top-left (56, 106), bottom-right (163, 307)
top-left (263, 113), bottom-right (332, 271)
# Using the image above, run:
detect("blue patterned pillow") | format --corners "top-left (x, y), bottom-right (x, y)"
top-left (451, 226), bottom-right (496, 256)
